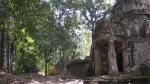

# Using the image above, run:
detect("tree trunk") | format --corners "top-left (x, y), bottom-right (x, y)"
top-left (0, 31), bottom-right (10, 72)
top-left (94, 47), bottom-right (102, 75)
top-left (44, 49), bottom-right (48, 76)
top-left (0, 32), bottom-right (3, 69)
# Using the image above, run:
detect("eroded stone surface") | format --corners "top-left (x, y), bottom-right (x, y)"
top-left (93, 0), bottom-right (150, 75)
top-left (67, 0), bottom-right (150, 80)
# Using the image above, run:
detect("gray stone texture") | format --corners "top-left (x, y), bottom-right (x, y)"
top-left (93, 0), bottom-right (150, 75)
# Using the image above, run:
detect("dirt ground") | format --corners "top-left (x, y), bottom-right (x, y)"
top-left (0, 70), bottom-right (83, 84)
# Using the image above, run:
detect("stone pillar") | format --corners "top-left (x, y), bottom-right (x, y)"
top-left (94, 46), bottom-right (102, 75)
top-left (122, 40), bottom-right (130, 72)
top-left (108, 36), bottom-right (118, 74)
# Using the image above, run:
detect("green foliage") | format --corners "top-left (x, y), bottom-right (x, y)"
top-left (0, 0), bottom-right (10, 31)
top-left (9, 0), bottom-right (80, 74)
top-left (10, 0), bottom-right (43, 74)
top-left (2, 0), bottom-right (111, 74)
top-left (11, 28), bottom-right (38, 74)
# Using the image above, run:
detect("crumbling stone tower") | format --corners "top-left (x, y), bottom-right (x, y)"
top-left (93, 0), bottom-right (150, 75)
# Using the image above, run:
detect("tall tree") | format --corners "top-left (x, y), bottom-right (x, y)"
top-left (76, 0), bottom-right (111, 57)
top-left (50, 0), bottom-right (111, 57)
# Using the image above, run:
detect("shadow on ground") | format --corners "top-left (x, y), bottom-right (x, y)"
top-left (0, 70), bottom-right (83, 84)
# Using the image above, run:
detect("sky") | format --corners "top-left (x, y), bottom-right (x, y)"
top-left (106, 0), bottom-right (115, 5)
top-left (43, 0), bottom-right (116, 5)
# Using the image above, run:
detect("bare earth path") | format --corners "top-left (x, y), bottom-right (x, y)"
top-left (0, 70), bottom-right (83, 84)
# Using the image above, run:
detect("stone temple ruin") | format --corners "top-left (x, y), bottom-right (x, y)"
top-left (94, 0), bottom-right (150, 75)
top-left (67, 0), bottom-right (150, 83)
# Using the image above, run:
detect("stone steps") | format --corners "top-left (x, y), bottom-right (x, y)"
top-left (83, 74), bottom-right (150, 84)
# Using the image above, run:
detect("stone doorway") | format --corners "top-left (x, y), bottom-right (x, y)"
top-left (115, 41), bottom-right (124, 72)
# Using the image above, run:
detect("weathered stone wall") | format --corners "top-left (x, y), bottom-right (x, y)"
top-left (66, 58), bottom-right (90, 77)
top-left (93, 0), bottom-right (150, 75)
top-left (112, 0), bottom-right (150, 17)
top-left (67, 0), bottom-right (150, 77)
top-left (133, 42), bottom-right (150, 72)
